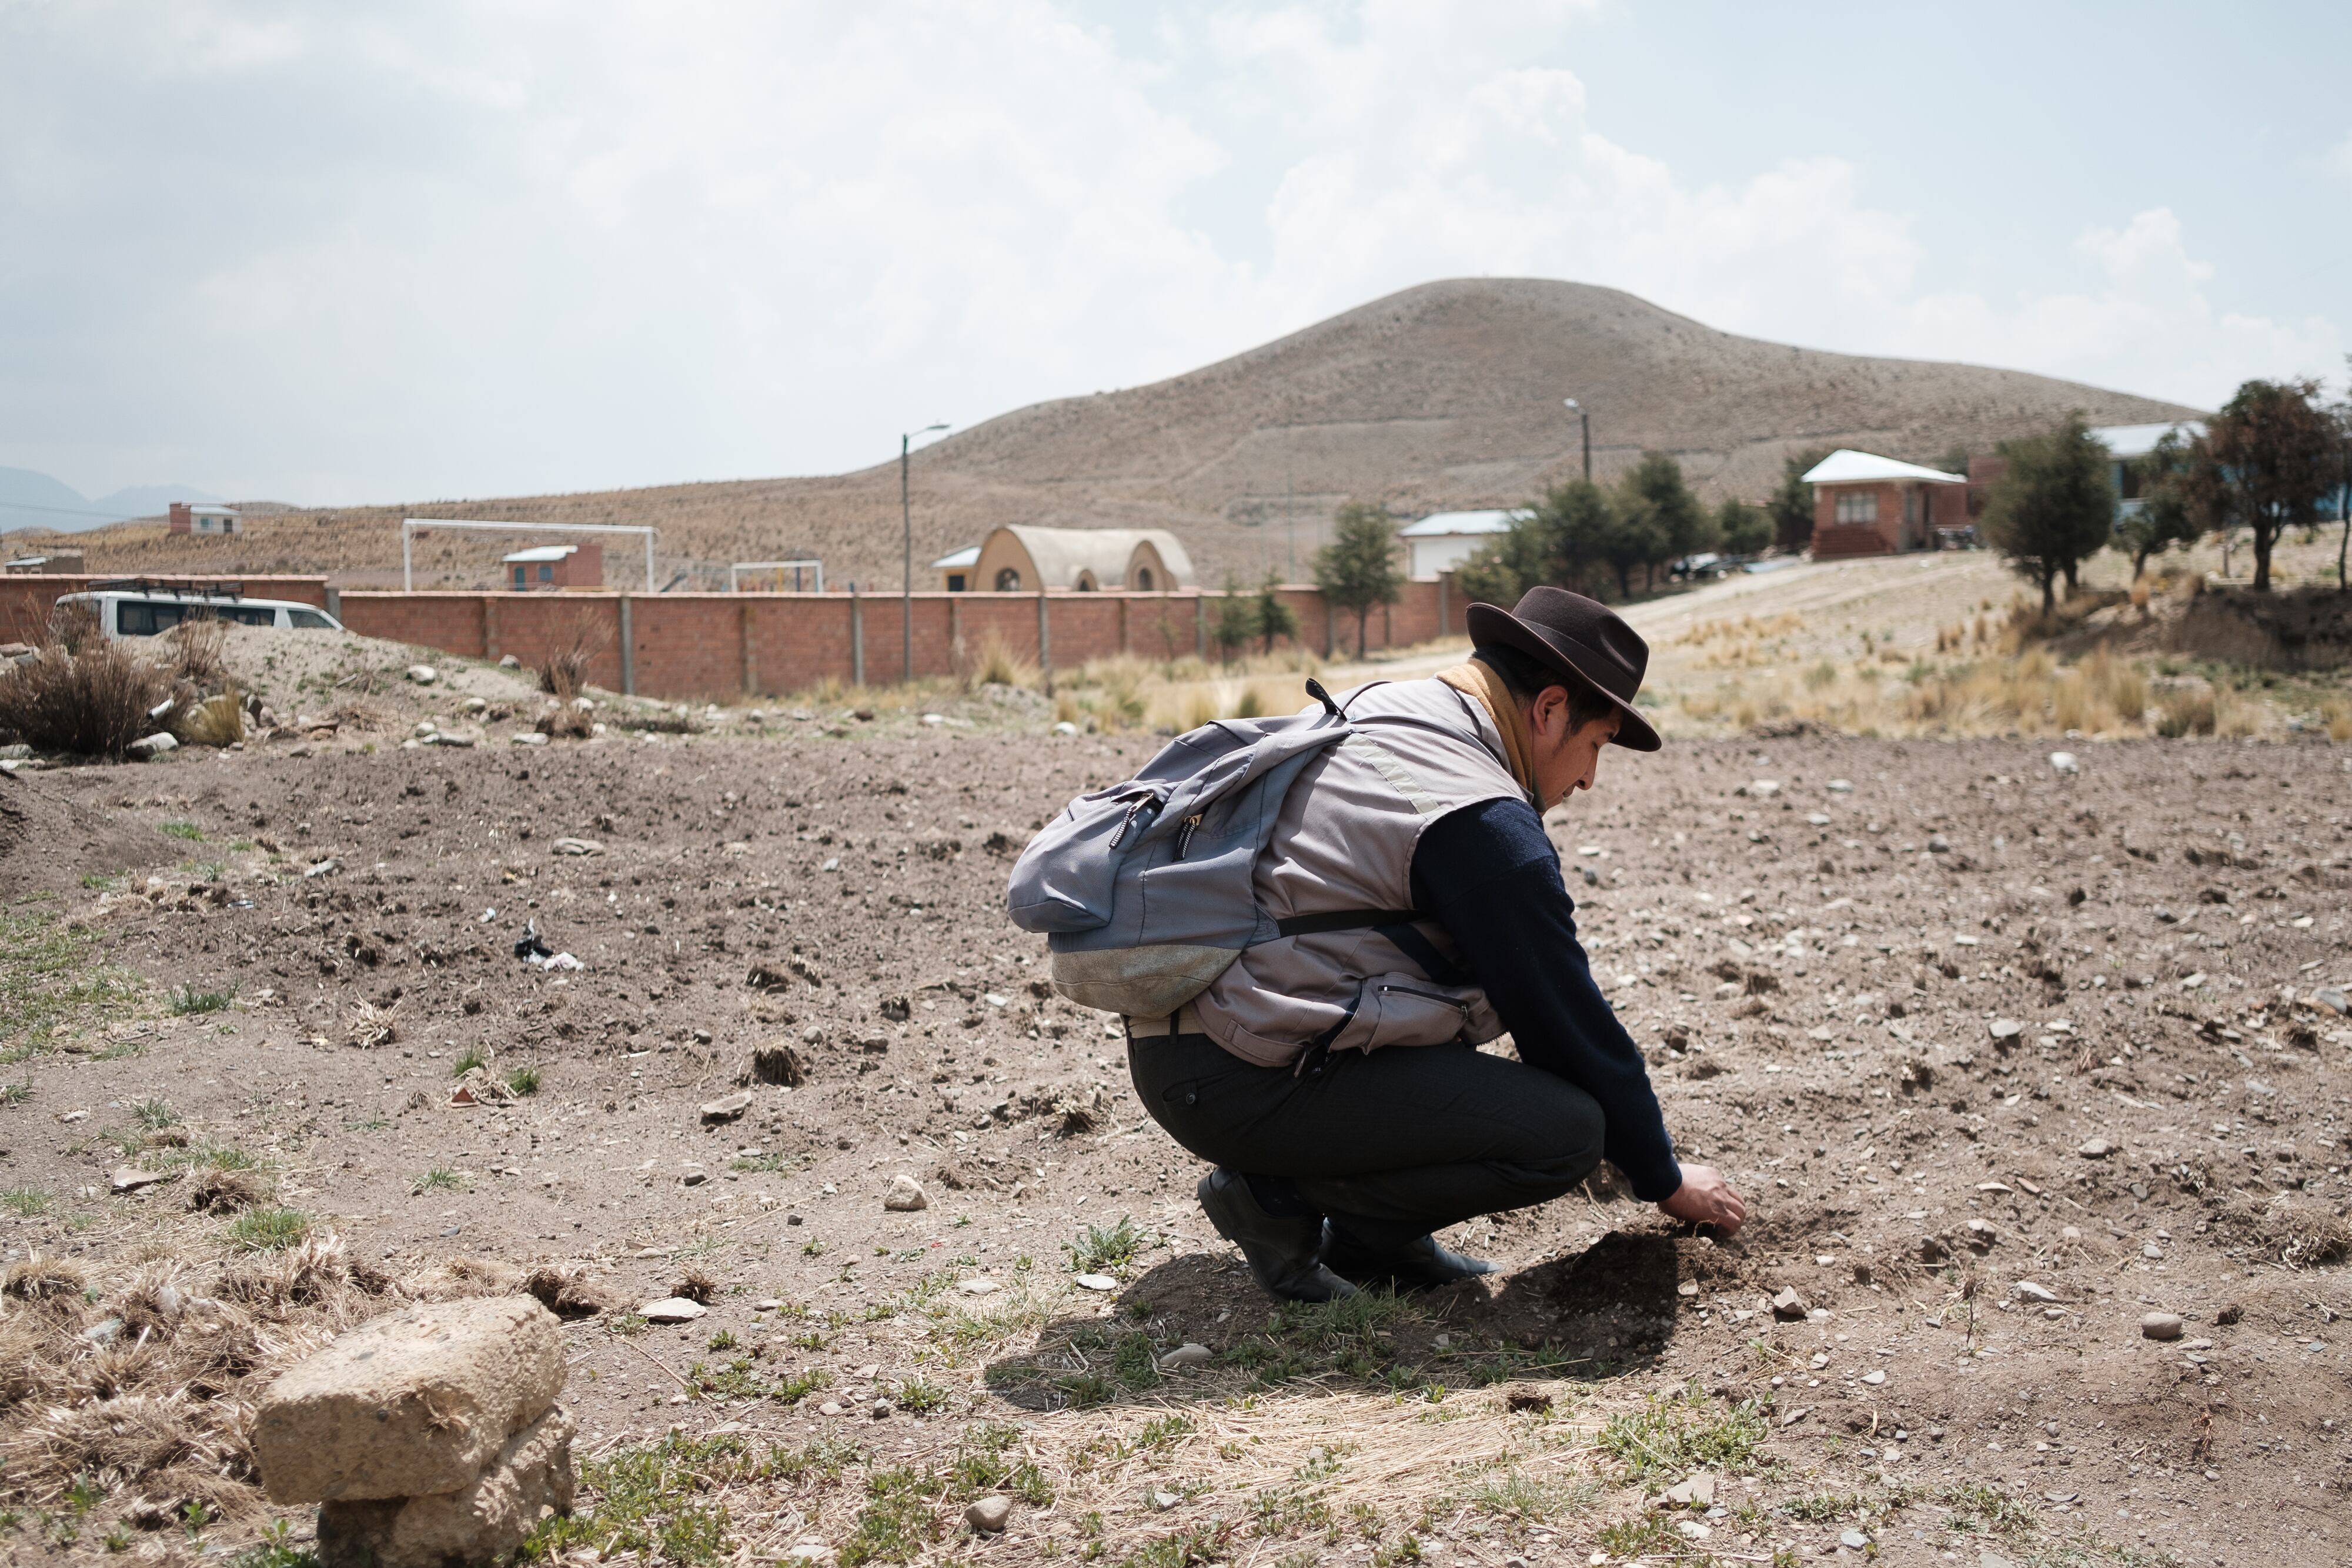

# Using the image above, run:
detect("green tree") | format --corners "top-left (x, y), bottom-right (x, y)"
top-left (1980, 413), bottom-right (2116, 614)
top-left (1766, 449), bottom-right (1826, 552)
top-left (1314, 502), bottom-right (1404, 657)
top-left (2190, 377), bottom-right (2339, 592)
top-left (1254, 573), bottom-right (1299, 656)
top-left (1546, 479), bottom-right (1618, 595)
top-left (2113, 427), bottom-right (2204, 580)
top-left (2333, 365), bottom-right (2352, 592)
top-left (1617, 451), bottom-right (1713, 590)
top-left (1454, 511), bottom-right (1551, 607)
top-left (1715, 497), bottom-right (1772, 557)
top-left (1210, 578), bottom-right (1258, 663)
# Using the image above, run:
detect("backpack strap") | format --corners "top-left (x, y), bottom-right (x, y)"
top-left (1272, 909), bottom-right (1469, 989)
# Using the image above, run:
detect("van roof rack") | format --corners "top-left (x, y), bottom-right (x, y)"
top-left (85, 578), bottom-right (247, 600)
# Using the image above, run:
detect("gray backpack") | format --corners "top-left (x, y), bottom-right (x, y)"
top-left (1007, 680), bottom-right (1445, 1018)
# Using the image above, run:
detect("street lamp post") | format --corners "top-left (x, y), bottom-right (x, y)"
top-left (901, 422), bottom-right (950, 682)
top-left (1562, 398), bottom-right (1590, 482)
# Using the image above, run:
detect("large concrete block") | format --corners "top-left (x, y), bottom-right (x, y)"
top-left (318, 1405), bottom-right (576, 1568)
top-left (255, 1295), bottom-right (564, 1503)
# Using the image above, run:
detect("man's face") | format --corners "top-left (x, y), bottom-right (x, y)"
top-left (1528, 687), bottom-right (1621, 811)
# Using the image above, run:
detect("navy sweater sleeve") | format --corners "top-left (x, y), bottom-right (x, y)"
top-left (1408, 797), bottom-right (1682, 1202)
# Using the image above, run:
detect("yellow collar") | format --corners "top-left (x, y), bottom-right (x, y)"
top-left (1435, 660), bottom-right (1535, 798)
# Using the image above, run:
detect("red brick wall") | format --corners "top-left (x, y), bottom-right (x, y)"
top-left (328, 583), bottom-right (1464, 702)
top-left (1812, 482), bottom-right (1899, 556)
top-left (0, 574), bottom-right (330, 644)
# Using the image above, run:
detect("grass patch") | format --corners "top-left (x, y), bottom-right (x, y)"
top-left (729, 1151), bottom-right (792, 1173)
top-left (505, 1065), bottom-right (542, 1096)
top-left (840, 1466), bottom-right (939, 1567)
top-left (1462, 1468), bottom-right (1597, 1523)
top-left (0, 1078), bottom-right (30, 1106)
top-left (527, 1433), bottom-right (763, 1566)
top-left (1592, 1510), bottom-right (1682, 1558)
top-left (1598, 1384), bottom-right (1770, 1482)
top-left (128, 1096), bottom-right (177, 1130)
top-left (2, 1184), bottom-right (52, 1218)
top-left (224, 1208), bottom-right (313, 1252)
top-left (892, 1376), bottom-right (950, 1415)
top-left (167, 983), bottom-right (235, 1016)
top-left (947, 1422), bottom-right (1053, 1506)
top-left (0, 908), bottom-right (142, 1056)
top-left (451, 1044), bottom-right (490, 1077)
top-left (1065, 1214), bottom-right (1143, 1275)
top-left (409, 1167), bottom-right (465, 1195)
top-left (161, 821), bottom-right (205, 841)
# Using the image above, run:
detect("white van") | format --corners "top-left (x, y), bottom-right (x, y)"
top-left (56, 586), bottom-right (345, 639)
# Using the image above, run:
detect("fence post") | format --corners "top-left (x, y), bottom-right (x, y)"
top-left (619, 595), bottom-right (636, 696)
top-left (1194, 592), bottom-right (1205, 657)
top-left (740, 600), bottom-right (756, 696)
top-left (324, 586), bottom-right (342, 624)
top-left (1437, 573), bottom-right (1449, 637)
top-left (483, 596), bottom-right (500, 663)
top-left (851, 584), bottom-right (865, 687)
top-left (1036, 589), bottom-right (1052, 696)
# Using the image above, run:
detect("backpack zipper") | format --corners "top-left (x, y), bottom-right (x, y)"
top-left (1110, 797), bottom-right (1152, 850)
top-left (1174, 812), bottom-right (1204, 858)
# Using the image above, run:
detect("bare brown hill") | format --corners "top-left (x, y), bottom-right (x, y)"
top-left (40, 278), bottom-right (2198, 589)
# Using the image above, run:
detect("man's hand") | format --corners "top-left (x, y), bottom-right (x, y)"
top-left (1658, 1163), bottom-right (1746, 1236)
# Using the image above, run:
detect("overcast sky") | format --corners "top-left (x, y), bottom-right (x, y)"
top-left (4, 0), bottom-right (2346, 510)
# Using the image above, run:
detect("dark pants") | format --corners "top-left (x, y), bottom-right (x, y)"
top-left (1128, 1032), bottom-right (1606, 1255)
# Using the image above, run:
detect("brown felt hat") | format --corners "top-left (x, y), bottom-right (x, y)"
top-left (1465, 586), bottom-right (1661, 751)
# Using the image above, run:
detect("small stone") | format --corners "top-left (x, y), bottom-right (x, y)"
top-left (699, 1091), bottom-right (753, 1122)
top-left (639, 1297), bottom-right (707, 1323)
top-left (1748, 779), bottom-right (1780, 798)
top-left (1676, 1280), bottom-right (1699, 1297)
top-left (2015, 1281), bottom-right (2058, 1303)
top-left (1159, 1343), bottom-right (1212, 1370)
top-left (510, 731), bottom-right (548, 747)
top-left (1779, 1406), bottom-right (1810, 1427)
top-left (109, 1166), bottom-right (168, 1193)
top-left (679, 1170), bottom-right (707, 1188)
top-left (1979, 1552), bottom-right (2018, 1568)
top-left (1151, 1489), bottom-right (1179, 1510)
top-left (1676, 1519), bottom-right (1712, 1540)
top-left (316, 1405), bottom-right (575, 1568)
top-left (303, 858), bottom-right (342, 878)
top-left (1826, 778), bottom-right (1853, 793)
top-left (965, 1495), bottom-right (1013, 1533)
top-left (499, 654), bottom-right (521, 668)
top-left (128, 731), bottom-right (178, 759)
top-left (1840, 1529), bottom-right (1870, 1550)
top-left (1771, 1286), bottom-right (1808, 1320)
top-left (2078, 1138), bottom-right (2113, 1159)
top-left (1074, 1273), bottom-right (1118, 1292)
top-left (2216, 1302), bottom-right (2242, 1325)
top-left (1987, 1018), bottom-right (2023, 1041)
top-left (1662, 1473), bottom-right (1716, 1508)
top-left (2140, 1312), bottom-right (2184, 1341)
top-left (883, 1174), bottom-right (927, 1212)
top-left (1860, 1369), bottom-right (1886, 1385)
top-left (2047, 751), bottom-right (2078, 774)
top-left (1927, 834), bottom-right (1950, 854)
top-left (818, 1400), bottom-right (844, 1417)
top-left (1918, 1236), bottom-right (1950, 1264)
top-left (870, 1399), bottom-right (893, 1420)
top-left (958, 1279), bottom-right (1000, 1295)
top-left (405, 664), bottom-right (438, 685)
top-left (551, 838), bottom-right (604, 857)
top-left (2310, 986), bottom-right (2348, 1016)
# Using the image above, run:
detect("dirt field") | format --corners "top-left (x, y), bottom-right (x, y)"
top-left (4, 665), bottom-right (2351, 1566)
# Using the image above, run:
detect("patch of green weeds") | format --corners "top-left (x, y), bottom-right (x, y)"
top-left (1593, 1510), bottom-right (1681, 1558)
top-left (506, 1065), bottom-right (542, 1096)
top-left (893, 1376), bottom-right (950, 1414)
top-left (769, 1368), bottom-right (830, 1405)
top-left (1933, 1480), bottom-right (2034, 1536)
top-left (161, 822), bottom-right (205, 841)
top-left (1135, 1414), bottom-right (1192, 1451)
top-left (1064, 1214), bottom-right (1142, 1275)
top-left (128, 1096), bottom-right (177, 1129)
top-left (409, 1167), bottom-right (465, 1195)
top-left (606, 1314), bottom-right (649, 1337)
top-left (1117, 1520), bottom-right (1234, 1568)
top-left (1462, 1467), bottom-right (1597, 1523)
top-left (80, 872), bottom-right (120, 891)
top-left (706, 1329), bottom-right (736, 1351)
top-left (451, 1044), bottom-right (490, 1076)
top-left (1598, 1383), bottom-right (1770, 1482)
top-left (3, 1184), bottom-right (52, 1217)
top-left (1778, 1490), bottom-right (1862, 1522)
top-left (0, 1078), bottom-right (29, 1105)
top-left (1248, 1487), bottom-right (1334, 1540)
top-left (224, 1208), bottom-right (312, 1252)
top-left (168, 984), bottom-right (235, 1016)
top-left (0, 908), bottom-right (142, 1057)
top-left (948, 1423), bottom-right (1053, 1506)
top-left (527, 1433), bottom-right (770, 1566)
top-left (227, 1519), bottom-right (317, 1568)
top-left (840, 1466), bottom-right (938, 1567)
top-left (1058, 1371), bottom-right (1116, 1407)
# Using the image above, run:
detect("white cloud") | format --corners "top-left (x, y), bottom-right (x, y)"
top-left (0, 0), bottom-right (2337, 502)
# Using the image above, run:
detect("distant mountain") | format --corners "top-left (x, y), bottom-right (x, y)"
top-left (0, 467), bottom-right (223, 534)
top-left (54, 278), bottom-right (2203, 586)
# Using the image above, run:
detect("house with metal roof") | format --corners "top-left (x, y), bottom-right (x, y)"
top-left (1398, 510), bottom-right (1525, 579)
top-left (1802, 449), bottom-right (1969, 557)
top-left (502, 541), bottom-right (603, 590)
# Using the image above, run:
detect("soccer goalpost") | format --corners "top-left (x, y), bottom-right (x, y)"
top-left (729, 560), bottom-right (825, 593)
top-left (401, 518), bottom-right (660, 592)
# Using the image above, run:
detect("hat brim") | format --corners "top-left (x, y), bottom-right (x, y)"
top-left (1465, 601), bottom-right (1662, 752)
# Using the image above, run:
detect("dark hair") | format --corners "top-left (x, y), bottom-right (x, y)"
top-left (1473, 643), bottom-right (1618, 733)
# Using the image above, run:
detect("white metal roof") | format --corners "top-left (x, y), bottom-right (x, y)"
top-left (189, 503), bottom-right (239, 514)
top-left (502, 544), bottom-right (580, 563)
top-left (2090, 422), bottom-right (2206, 461)
top-left (931, 545), bottom-right (981, 569)
top-left (1399, 509), bottom-right (1525, 538)
top-left (1801, 450), bottom-right (1967, 486)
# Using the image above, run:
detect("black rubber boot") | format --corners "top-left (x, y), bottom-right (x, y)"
top-left (1196, 1169), bottom-right (1356, 1302)
top-left (1320, 1222), bottom-right (1499, 1291)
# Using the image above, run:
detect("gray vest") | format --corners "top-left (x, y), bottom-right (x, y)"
top-left (1185, 677), bottom-right (1529, 1067)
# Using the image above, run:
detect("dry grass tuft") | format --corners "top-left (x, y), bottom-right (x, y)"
top-left (523, 1264), bottom-right (610, 1320)
top-left (963, 630), bottom-right (1039, 691)
top-left (187, 1165), bottom-right (272, 1214)
top-left (676, 1265), bottom-right (721, 1305)
top-left (4, 1255), bottom-right (91, 1309)
top-left (0, 623), bottom-right (171, 757)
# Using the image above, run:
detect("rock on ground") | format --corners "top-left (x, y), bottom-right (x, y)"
top-left (318, 1405), bottom-right (576, 1568)
top-left (254, 1295), bottom-right (564, 1503)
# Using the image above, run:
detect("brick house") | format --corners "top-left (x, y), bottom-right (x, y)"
top-left (1803, 450), bottom-right (1970, 557)
top-left (167, 502), bottom-right (242, 536)
top-left (502, 542), bottom-right (603, 590)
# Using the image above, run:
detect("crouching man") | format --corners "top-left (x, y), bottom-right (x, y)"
top-left (1128, 587), bottom-right (1746, 1300)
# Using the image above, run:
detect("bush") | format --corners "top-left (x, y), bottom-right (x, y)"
top-left (0, 628), bottom-right (169, 758)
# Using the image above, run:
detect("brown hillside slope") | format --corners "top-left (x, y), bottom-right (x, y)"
top-left (45, 278), bottom-right (2198, 589)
